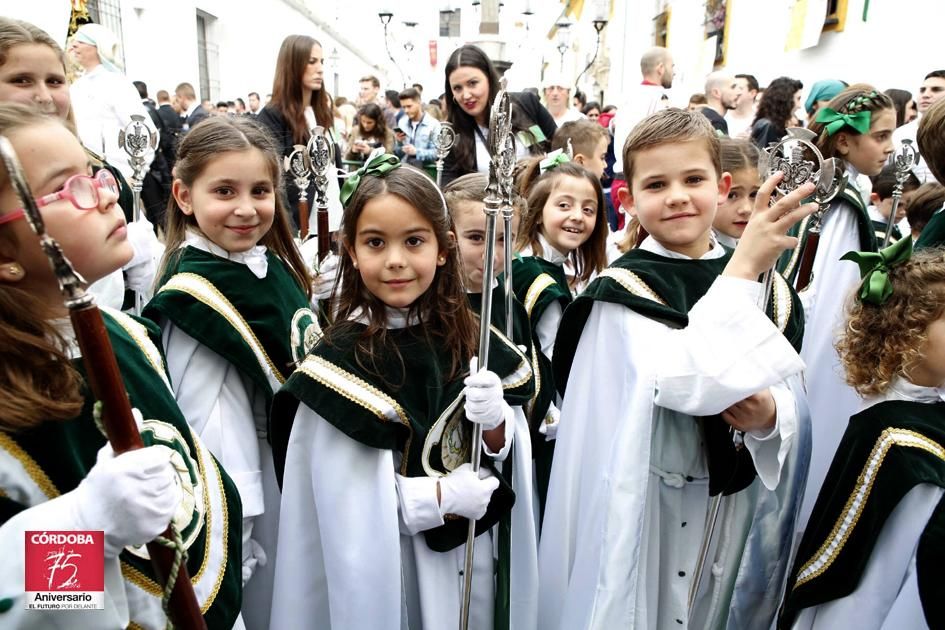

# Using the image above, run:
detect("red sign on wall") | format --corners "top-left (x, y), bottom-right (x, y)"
top-left (429, 40), bottom-right (437, 67)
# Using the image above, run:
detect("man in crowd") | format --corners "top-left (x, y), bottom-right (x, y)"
top-left (726, 73), bottom-right (758, 138)
top-left (175, 82), bottom-right (209, 132)
top-left (544, 74), bottom-right (585, 127)
top-left (895, 70), bottom-right (945, 182)
top-left (248, 91), bottom-right (262, 116)
top-left (701, 71), bottom-right (740, 135)
top-left (393, 87), bottom-right (441, 170)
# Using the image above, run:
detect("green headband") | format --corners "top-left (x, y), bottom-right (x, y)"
top-left (840, 236), bottom-right (913, 305)
top-left (814, 107), bottom-right (871, 136)
top-left (539, 149), bottom-right (570, 173)
top-left (339, 152), bottom-right (402, 207)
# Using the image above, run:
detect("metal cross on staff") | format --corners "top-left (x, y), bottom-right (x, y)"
top-left (284, 144), bottom-right (312, 241)
top-left (306, 127), bottom-right (334, 263)
top-left (759, 128), bottom-right (847, 292)
top-left (434, 122), bottom-right (456, 189)
top-left (118, 114), bottom-right (158, 314)
top-left (881, 140), bottom-right (920, 247)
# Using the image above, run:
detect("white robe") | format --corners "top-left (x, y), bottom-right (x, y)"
top-left (538, 239), bottom-right (805, 630)
top-left (796, 176), bottom-right (870, 531)
top-left (270, 339), bottom-right (539, 629)
top-left (157, 235), bottom-right (280, 630)
top-left (792, 379), bottom-right (945, 630)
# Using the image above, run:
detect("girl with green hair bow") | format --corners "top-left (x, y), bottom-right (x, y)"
top-left (781, 241), bottom-right (945, 629)
top-left (781, 86), bottom-right (900, 534)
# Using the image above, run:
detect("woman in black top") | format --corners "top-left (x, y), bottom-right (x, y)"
top-left (257, 34), bottom-right (340, 229)
top-left (750, 76), bottom-right (803, 149)
top-left (441, 44), bottom-right (556, 188)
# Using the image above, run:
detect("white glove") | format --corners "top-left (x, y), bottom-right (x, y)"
top-left (241, 538), bottom-right (268, 586)
top-left (70, 443), bottom-right (181, 557)
top-left (464, 357), bottom-right (505, 430)
top-left (311, 252), bottom-right (340, 301)
top-left (124, 219), bottom-right (160, 268)
top-left (437, 463), bottom-right (499, 521)
top-left (124, 257), bottom-right (156, 294)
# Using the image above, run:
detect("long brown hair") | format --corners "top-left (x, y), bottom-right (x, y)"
top-left (159, 116), bottom-right (311, 297)
top-left (270, 34), bottom-right (332, 145)
top-left (515, 160), bottom-right (608, 283)
top-left (444, 44), bottom-right (547, 174)
top-left (0, 104), bottom-right (83, 430)
top-left (330, 165), bottom-right (477, 384)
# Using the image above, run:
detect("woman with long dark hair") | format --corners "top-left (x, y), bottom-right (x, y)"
top-left (441, 44), bottom-right (556, 187)
top-left (257, 34), bottom-right (342, 234)
top-left (750, 76), bottom-right (803, 148)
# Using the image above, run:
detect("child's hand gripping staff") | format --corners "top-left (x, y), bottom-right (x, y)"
top-left (0, 136), bottom-right (207, 630)
top-left (459, 78), bottom-right (513, 630)
top-left (688, 170), bottom-right (817, 616)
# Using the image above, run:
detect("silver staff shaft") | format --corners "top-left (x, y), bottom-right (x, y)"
top-left (881, 194), bottom-right (902, 248)
top-left (503, 210), bottom-right (514, 339)
top-left (459, 188), bottom-right (501, 630)
top-left (688, 491), bottom-right (723, 615)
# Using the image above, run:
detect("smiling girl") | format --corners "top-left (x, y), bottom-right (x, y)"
top-left (144, 116), bottom-right (313, 626)
top-left (269, 157), bottom-right (536, 629)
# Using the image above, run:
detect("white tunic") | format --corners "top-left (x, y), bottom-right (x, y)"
top-left (538, 238), bottom-right (804, 630)
top-left (792, 380), bottom-right (945, 630)
top-left (796, 174), bottom-right (870, 531)
top-left (157, 235), bottom-right (278, 630)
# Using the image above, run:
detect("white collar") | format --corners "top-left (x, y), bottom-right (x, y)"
top-left (184, 101), bottom-right (199, 117)
top-left (713, 230), bottom-right (739, 249)
top-left (640, 233), bottom-right (726, 260)
top-left (535, 232), bottom-right (569, 265)
top-left (183, 230), bottom-right (269, 279)
top-left (349, 305), bottom-right (420, 329)
top-left (863, 376), bottom-right (945, 408)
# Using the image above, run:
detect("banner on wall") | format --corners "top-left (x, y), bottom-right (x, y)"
top-left (785, 0), bottom-right (828, 51)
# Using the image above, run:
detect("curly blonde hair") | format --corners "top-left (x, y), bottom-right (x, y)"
top-left (837, 247), bottom-right (945, 396)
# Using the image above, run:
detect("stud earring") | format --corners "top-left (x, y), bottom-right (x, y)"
top-left (5, 263), bottom-right (22, 276)
top-left (352, 261), bottom-right (359, 269)
top-left (437, 256), bottom-right (445, 264)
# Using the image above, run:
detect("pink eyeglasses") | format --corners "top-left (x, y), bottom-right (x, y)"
top-left (0, 169), bottom-right (119, 226)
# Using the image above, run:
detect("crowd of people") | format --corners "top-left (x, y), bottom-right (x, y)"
top-left (2, 14), bottom-right (945, 630)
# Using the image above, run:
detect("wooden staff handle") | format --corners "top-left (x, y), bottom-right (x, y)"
top-left (298, 198), bottom-right (310, 242)
top-left (70, 305), bottom-right (207, 630)
top-left (795, 231), bottom-right (820, 292)
top-left (317, 206), bottom-right (330, 262)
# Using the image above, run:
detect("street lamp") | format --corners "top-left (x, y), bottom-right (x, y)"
top-left (574, 16), bottom-right (608, 95)
top-left (555, 20), bottom-right (571, 72)
top-left (377, 10), bottom-right (406, 88)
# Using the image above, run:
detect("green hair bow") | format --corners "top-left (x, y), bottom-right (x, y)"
top-left (539, 149), bottom-right (570, 173)
top-left (840, 236), bottom-right (913, 305)
top-left (815, 107), bottom-right (872, 136)
top-left (339, 152), bottom-right (402, 207)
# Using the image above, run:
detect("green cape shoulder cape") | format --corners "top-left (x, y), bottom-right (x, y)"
top-left (780, 399), bottom-right (945, 629)
top-left (145, 246), bottom-right (319, 410)
top-left (271, 321), bottom-right (533, 552)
